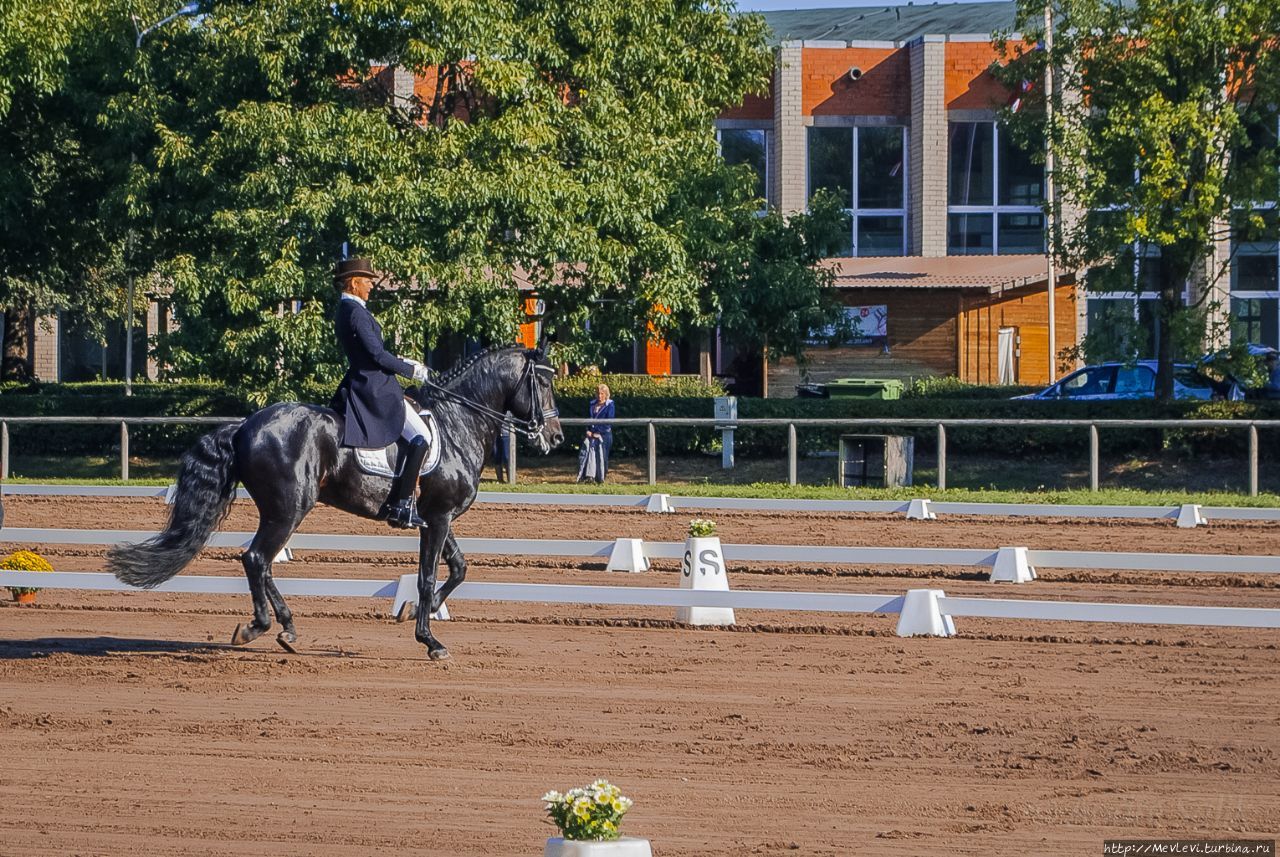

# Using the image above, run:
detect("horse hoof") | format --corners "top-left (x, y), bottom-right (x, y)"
top-left (428, 647), bottom-right (450, 661)
top-left (395, 601), bottom-right (417, 623)
top-left (231, 623), bottom-right (255, 646)
top-left (276, 632), bottom-right (298, 654)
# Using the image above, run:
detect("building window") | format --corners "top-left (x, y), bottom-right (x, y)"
top-left (947, 122), bottom-right (1044, 255)
top-left (58, 311), bottom-right (147, 382)
top-left (1231, 207), bottom-right (1279, 349)
top-left (717, 128), bottom-right (768, 205)
top-left (807, 125), bottom-right (906, 257)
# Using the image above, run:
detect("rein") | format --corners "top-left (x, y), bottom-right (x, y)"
top-left (417, 355), bottom-right (558, 440)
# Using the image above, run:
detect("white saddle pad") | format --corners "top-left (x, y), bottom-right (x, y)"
top-left (353, 411), bottom-right (442, 478)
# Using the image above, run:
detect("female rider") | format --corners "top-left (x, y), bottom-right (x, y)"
top-left (329, 258), bottom-right (431, 529)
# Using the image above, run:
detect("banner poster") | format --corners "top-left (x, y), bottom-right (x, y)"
top-left (808, 305), bottom-right (888, 347)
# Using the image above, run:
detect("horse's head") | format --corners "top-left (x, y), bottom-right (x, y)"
top-left (512, 349), bottom-right (564, 454)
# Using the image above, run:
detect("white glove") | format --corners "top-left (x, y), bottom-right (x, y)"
top-left (409, 360), bottom-right (429, 384)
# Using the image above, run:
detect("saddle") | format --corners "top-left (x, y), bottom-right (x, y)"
top-left (353, 411), bottom-right (443, 478)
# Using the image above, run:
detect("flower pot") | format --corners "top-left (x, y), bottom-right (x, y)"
top-left (11, 591), bottom-right (36, 604)
top-left (544, 837), bottom-right (652, 857)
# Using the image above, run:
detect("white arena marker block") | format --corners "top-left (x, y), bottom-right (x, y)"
top-left (644, 493), bottom-right (675, 513)
top-left (164, 483), bottom-right (178, 504)
top-left (989, 546), bottom-right (1036, 583)
top-left (389, 573), bottom-right (449, 621)
top-left (676, 536), bottom-right (734, 626)
top-left (1176, 503), bottom-right (1207, 528)
top-left (605, 538), bottom-right (649, 573)
top-left (895, 589), bottom-right (956, 637)
top-left (905, 498), bottom-right (936, 520)
top-left (273, 548), bottom-right (293, 564)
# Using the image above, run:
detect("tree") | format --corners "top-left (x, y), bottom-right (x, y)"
top-left (113, 0), bottom-right (774, 400)
top-left (677, 177), bottom-right (848, 396)
top-left (0, 1), bottom-right (133, 380)
top-left (999, 0), bottom-right (1280, 399)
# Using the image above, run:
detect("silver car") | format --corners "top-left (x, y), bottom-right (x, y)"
top-left (1014, 362), bottom-right (1220, 401)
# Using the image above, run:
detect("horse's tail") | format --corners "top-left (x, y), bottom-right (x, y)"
top-left (109, 423), bottom-right (240, 588)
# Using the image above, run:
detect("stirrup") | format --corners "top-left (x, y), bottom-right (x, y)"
top-left (385, 499), bottom-right (425, 529)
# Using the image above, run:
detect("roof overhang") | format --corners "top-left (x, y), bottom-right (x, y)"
top-left (822, 254), bottom-right (1077, 294)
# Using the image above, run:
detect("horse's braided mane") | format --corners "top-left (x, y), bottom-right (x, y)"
top-left (434, 344), bottom-right (518, 388)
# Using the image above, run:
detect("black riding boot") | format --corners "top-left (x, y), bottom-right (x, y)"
top-left (384, 437), bottom-right (429, 529)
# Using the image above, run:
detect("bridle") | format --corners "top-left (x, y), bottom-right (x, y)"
top-left (416, 353), bottom-right (559, 440)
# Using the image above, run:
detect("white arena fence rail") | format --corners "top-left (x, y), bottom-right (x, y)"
top-left (3, 527), bottom-right (1279, 581)
top-left (3, 484), bottom-right (1278, 528)
top-left (2, 570), bottom-right (1278, 636)
top-left (0, 415), bottom-right (1275, 495)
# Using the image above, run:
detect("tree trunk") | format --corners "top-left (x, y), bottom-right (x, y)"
top-left (1154, 247), bottom-right (1195, 402)
top-left (2, 305), bottom-right (33, 382)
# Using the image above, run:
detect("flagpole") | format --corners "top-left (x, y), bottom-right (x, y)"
top-left (1043, 0), bottom-right (1057, 383)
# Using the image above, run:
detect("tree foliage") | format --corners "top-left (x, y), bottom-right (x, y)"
top-left (113, 0), bottom-right (776, 400)
top-left (0, 1), bottom-right (137, 378)
top-left (999, 0), bottom-right (1280, 398)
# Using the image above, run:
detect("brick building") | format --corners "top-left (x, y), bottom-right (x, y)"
top-left (13, 2), bottom-right (1274, 391)
top-left (715, 2), bottom-right (1086, 392)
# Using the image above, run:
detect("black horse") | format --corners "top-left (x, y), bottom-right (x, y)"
top-left (107, 346), bottom-right (564, 659)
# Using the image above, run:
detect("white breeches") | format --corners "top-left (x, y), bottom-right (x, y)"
top-left (402, 401), bottom-right (429, 442)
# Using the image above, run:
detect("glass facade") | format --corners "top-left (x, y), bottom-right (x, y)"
top-left (947, 122), bottom-right (1045, 254)
top-left (718, 128), bottom-right (768, 203)
top-left (1229, 208), bottom-right (1279, 348)
top-left (807, 125), bottom-right (906, 256)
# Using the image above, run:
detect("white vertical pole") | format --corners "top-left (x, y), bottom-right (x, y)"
top-left (1044, 0), bottom-right (1058, 383)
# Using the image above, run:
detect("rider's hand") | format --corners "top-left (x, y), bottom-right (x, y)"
top-left (410, 362), bottom-right (429, 384)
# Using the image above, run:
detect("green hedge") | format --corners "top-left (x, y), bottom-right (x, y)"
top-left (552, 374), bottom-right (726, 398)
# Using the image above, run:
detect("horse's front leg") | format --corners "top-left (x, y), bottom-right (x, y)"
top-left (414, 514), bottom-right (451, 660)
top-left (431, 530), bottom-right (467, 614)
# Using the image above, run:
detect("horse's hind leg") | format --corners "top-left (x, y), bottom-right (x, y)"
top-left (232, 518), bottom-right (303, 649)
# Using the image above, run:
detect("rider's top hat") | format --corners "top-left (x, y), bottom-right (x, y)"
top-left (334, 258), bottom-right (376, 283)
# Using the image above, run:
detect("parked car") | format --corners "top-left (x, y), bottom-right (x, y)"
top-left (1012, 361), bottom-right (1223, 401)
top-left (1200, 342), bottom-right (1279, 400)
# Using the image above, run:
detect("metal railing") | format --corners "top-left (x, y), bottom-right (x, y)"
top-left (0, 415), bottom-right (1274, 495)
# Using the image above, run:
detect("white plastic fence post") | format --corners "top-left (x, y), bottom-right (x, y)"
top-left (644, 493), bottom-right (675, 513)
top-left (120, 421), bottom-right (129, 482)
top-left (390, 573), bottom-right (449, 621)
top-left (506, 426), bottom-right (517, 485)
top-left (1176, 503), bottom-right (1206, 529)
top-left (989, 546), bottom-right (1037, 583)
top-left (905, 498), bottom-right (936, 520)
top-left (1089, 424), bottom-right (1099, 492)
top-left (605, 538), bottom-right (650, 573)
top-left (1248, 424), bottom-right (1258, 497)
top-left (647, 421), bottom-right (657, 486)
top-left (895, 589), bottom-right (955, 637)
top-left (787, 423), bottom-right (797, 486)
top-left (936, 423), bottom-right (947, 491)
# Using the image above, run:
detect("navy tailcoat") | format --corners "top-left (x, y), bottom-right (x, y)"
top-left (330, 298), bottom-right (415, 448)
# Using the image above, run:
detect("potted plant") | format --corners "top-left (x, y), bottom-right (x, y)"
top-left (3, 549), bottom-right (54, 604)
top-left (542, 780), bottom-right (650, 856)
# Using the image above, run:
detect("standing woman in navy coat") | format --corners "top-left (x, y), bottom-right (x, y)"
top-left (329, 258), bottom-right (431, 528)
top-left (586, 383), bottom-right (614, 483)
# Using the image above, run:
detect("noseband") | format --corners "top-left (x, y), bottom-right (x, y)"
top-left (417, 355), bottom-right (558, 440)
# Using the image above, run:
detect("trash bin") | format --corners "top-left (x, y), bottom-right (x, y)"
top-left (824, 378), bottom-right (904, 400)
top-left (838, 434), bottom-right (914, 488)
